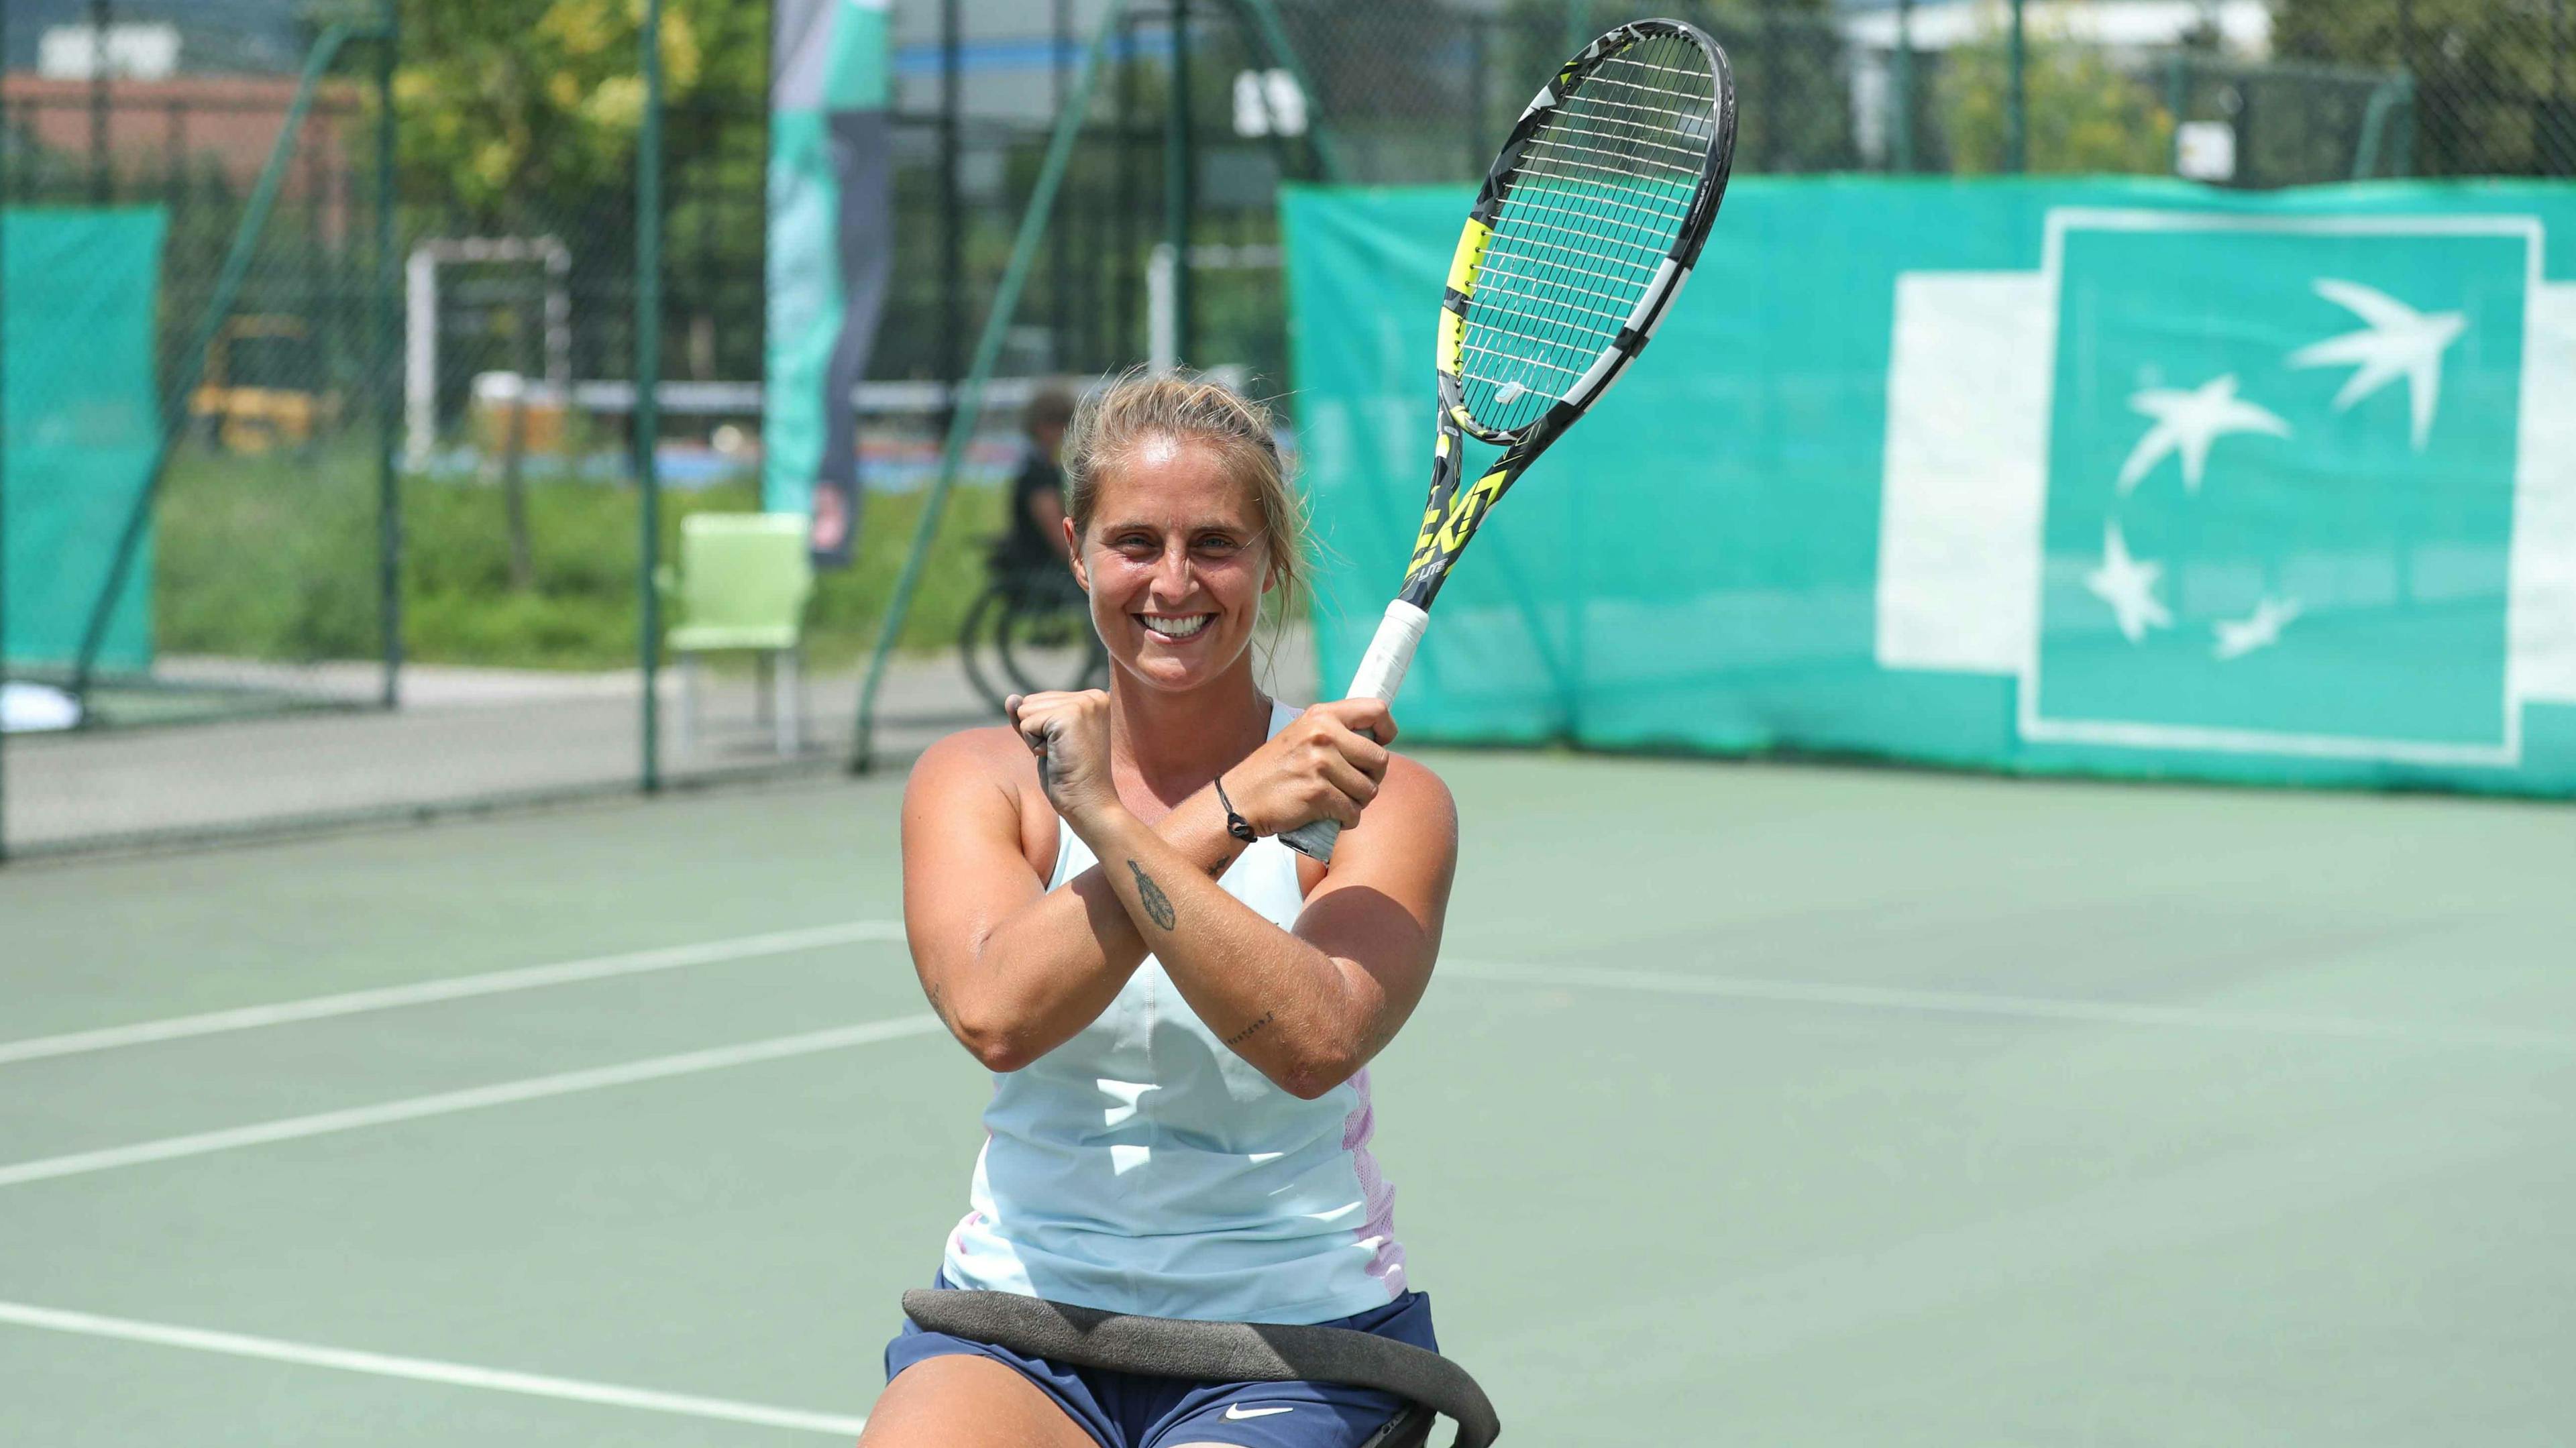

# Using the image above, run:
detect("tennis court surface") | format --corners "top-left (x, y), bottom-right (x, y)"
top-left (4, 751), bottom-right (2570, 1445)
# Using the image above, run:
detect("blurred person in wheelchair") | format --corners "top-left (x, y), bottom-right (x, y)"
top-left (996, 384), bottom-right (1081, 598)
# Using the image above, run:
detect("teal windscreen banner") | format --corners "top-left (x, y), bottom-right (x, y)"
top-left (765, 0), bottom-right (892, 566)
top-left (2, 207), bottom-right (167, 672)
top-left (1283, 180), bottom-right (2576, 797)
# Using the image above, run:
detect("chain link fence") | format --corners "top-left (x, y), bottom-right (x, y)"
top-left (2277, 0), bottom-right (2575, 178)
top-left (3, 27), bottom-right (410, 852)
top-left (0, 7), bottom-right (738, 855)
top-left (4, 58), bottom-right (389, 714)
top-left (1276, 1), bottom-right (2480, 186)
top-left (6, 0), bottom-right (2573, 858)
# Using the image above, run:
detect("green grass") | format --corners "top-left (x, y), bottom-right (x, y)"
top-left (156, 440), bottom-right (1007, 671)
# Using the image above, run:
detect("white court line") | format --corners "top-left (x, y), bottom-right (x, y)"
top-left (0, 1015), bottom-right (944, 1189)
top-left (1443, 959), bottom-right (2576, 1052)
top-left (0, 920), bottom-right (908, 1067)
top-left (0, 1299), bottom-right (867, 1436)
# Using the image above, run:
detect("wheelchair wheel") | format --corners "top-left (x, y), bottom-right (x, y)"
top-left (900, 1290), bottom-right (1497, 1448)
top-left (1358, 1406), bottom-right (1435, 1448)
top-left (996, 586), bottom-right (1106, 699)
top-left (957, 584), bottom-right (1016, 716)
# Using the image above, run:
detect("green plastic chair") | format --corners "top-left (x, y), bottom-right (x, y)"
top-left (658, 512), bottom-right (815, 755)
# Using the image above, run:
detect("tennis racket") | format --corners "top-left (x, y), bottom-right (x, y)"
top-left (1281, 19), bottom-right (1737, 862)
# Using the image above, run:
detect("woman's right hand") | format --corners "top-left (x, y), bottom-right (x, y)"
top-left (1227, 700), bottom-right (1396, 836)
top-left (1007, 689), bottom-right (1119, 830)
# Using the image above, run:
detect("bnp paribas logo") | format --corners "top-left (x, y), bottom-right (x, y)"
top-left (1877, 207), bottom-right (2576, 768)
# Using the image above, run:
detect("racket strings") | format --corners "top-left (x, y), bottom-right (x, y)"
top-left (1489, 192), bottom-right (1684, 245)
top-left (1516, 95), bottom-right (1710, 162)
top-left (1521, 113), bottom-right (1705, 164)
top-left (1461, 32), bottom-right (1715, 432)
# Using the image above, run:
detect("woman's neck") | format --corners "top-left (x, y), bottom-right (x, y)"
top-left (1108, 656), bottom-right (1271, 809)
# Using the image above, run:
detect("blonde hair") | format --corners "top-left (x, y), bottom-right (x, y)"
top-left (1061, 370), bottom-right (1307, 594)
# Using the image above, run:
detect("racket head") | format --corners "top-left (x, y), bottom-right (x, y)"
top-left (1437, 20), bottom-right (1737, 447)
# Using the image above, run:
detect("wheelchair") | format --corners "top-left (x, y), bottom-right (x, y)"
top-left (959, 543), bottom-right (1110, 716)
top-left (903, 1290), bottom-right (1499, 1448)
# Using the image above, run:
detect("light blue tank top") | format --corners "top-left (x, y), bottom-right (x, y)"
top-left (941, 702), bottom-right (1409, 1324)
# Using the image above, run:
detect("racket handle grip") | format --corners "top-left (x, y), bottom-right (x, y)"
top-left (1280, 601), bottom-right (1431, 862)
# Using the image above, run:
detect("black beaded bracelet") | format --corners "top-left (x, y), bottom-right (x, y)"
top-left (1213, 773), bottom-right (1260, 843)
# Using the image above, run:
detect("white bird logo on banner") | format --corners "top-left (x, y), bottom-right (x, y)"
top-left (2212, 596), bottom-right (2303, 660)
top-left (2116, 374), bottom-right (2293, 495)
top-left (2288, 279), bottom-right (2467, 451)
top-left (2084, 521), bottom-right (2172, 643)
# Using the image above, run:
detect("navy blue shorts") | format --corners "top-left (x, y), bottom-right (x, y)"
top-left (884, 1278), bottom-right (1440, 1448)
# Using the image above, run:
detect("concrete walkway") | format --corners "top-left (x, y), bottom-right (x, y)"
top-left (3, 631), bottom-right (1318, 856)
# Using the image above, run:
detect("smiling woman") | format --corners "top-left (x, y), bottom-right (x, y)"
top-left (1059, 373), bottom-right (1309, 661)
top-left (879, 372), bottom-right (1462, 1448)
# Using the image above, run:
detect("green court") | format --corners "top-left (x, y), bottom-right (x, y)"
top-left (3, 753), bottom-right (2569, 1445)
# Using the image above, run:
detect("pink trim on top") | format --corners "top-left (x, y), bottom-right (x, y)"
top-left (1340, 1069), bottom-right (1407, 1298)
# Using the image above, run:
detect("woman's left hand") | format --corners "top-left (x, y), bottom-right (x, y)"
top-left (1007, 690), bottom-right (1120, 828)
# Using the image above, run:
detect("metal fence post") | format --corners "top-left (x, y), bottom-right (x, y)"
top-left (2007, 0), bottom-right (2028, 173)
top-left (1167, 0), bottom-right (1195, 366)
top-left (941, 0), bottom-right (963, 403)
top-left (1467, 12), bottom-right (1491, 174)
top-left (637, 0), bottom-right (665, 793)
top-left (1, 148), bottom-right (10, 866)
top-left (1892, 0), bottom-right (1915, 172)
top-left (1, 0), bottom-right (13, 861)
top-left (2394, 72), bottom-right (2418, 177)
top-left (90, 0), bottom-right (113, 203)
top-left (2166, 52), bottom-right (2190, 175)
top-left (2557, 0), bottom-right (2569, 98)
top-left (1118, 5), bottom-right (1140, 360)
top-left (375, 0), bottom-right (401, 710)
top-left (1053, 0), bottom-right (1074, 365)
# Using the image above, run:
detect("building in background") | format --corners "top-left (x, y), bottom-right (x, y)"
top-left (3, 0), bottom-right (353, 221)
top-left (5, 0), bottom-right (311, 76)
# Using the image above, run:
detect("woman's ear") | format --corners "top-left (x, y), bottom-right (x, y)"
top-left (1063, 518), bottom-right (1088, 591)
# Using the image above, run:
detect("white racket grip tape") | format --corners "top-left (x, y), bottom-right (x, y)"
top-left (1346, 599), bottom-right (1432, 703)
top-left (1279, 601), bottom-right (1432, 862)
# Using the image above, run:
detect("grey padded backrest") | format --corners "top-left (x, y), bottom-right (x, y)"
top-left (902, 1290), bottom-right (1500, 1448)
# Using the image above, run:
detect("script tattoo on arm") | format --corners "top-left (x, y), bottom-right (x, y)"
top-left (1126, 859), bottom-right (1177, 931)
top-left (1222, 1011), bottom-right (1274, 1048)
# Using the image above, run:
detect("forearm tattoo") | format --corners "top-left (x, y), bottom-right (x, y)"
top-left (1126, 859), bottom-right (1177, 930)
top-left (1224, 1011), bottom-right (1274, 1048)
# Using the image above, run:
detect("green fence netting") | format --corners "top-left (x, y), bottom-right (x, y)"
top-left (2, 207), bottom-right (168, 675)
top-left (1285, 178), bottom-right (2576, 798)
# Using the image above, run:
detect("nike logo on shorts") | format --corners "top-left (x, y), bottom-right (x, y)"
top-left (1224, 1404), bottom-right (1294, 1420)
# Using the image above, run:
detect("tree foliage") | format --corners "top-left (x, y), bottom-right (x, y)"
top-left (384, 0), bottom-right (766, 225)
top-left (2273, 0), bottom-right (2561, 74)
top-left (1936, 15), bottom-right (2175, 176)
top-left (2275, 0), bottom-right (2573, 176)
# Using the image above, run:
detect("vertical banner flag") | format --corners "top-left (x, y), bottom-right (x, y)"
top-left (766, 0), bottom-right (892, 567)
